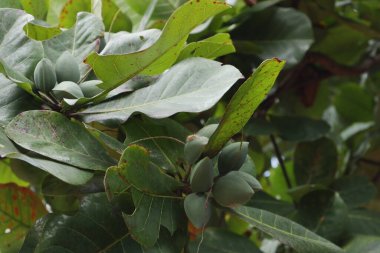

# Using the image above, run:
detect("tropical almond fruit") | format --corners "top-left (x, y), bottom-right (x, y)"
top-left (190, 157), bottom-right (214, 193)
top-left (218, 142), bottom-right (249, 175)
top-left (184, 134), bottom-right (209, 165)
top-left (34, 58), bottom-right (57, 93)
top-left (55, 51), bottom-right (81, 83)
top-left (184, 193), bottom-right (211, 228)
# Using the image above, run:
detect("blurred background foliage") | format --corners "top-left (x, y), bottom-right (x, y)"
top-left (0, 0), bottom-right (380, 252)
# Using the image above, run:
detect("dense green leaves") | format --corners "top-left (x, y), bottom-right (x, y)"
top-left (234, 206), bottom-right (343, 253)
top-left (86, 0), bottom-right (231, 90)
top-left (80, 58), bottom-right (242, 124)
top-left (5, 111), bottom-right (115, 171)
top-left (206, 58), bottom-right (285, 156)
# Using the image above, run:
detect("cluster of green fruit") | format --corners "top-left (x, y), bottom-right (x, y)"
top-left (33, 52), bottom-right (102, 101)
top-left (183, 125), bottom-right (262, 228)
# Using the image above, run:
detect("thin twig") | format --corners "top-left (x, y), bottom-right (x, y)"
top-left (270, 134), bottom-right (292, 189)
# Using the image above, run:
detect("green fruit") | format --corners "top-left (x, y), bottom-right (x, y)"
top-left (190, 157), bottom-right (214, 193)
top-left (218, 142), bottom-right (249, 175)
top-left (197, 124), bottom-right (218, 138)
top-left (212, 172), bottom-right (254, 207)
top-left (80, 80), bottom-right (103, 97)
top-left (33, 58), bottom-right (57, 92)
top-left (229, 171), bottom-right (262, 191)
top-left (55, 51), bottom-right (81, 83)
top-left (184, 135), bottom-right (208, 165)
top-left (184, 193), bottom-right (211, 228)
top-left (52, 81), bottom-right (84, 100)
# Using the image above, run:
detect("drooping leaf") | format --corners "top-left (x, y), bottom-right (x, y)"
top-left (0, 8), bottom-right (43, 80)
top-left (80, 58), bottom-right (242, 124)
top-left (43, 12), bottom-right (104, 76)
top-left (177, 33), bottom-right (235, 61)
top-left (294, 137), bottom-right (338, 185)
top-left (0, 184), bottom-right (47, 253)
top-left (232, 7), bottom-right (314, 65)
top-left (5, 110), bottom-right (115, 171)
top-left (234, 206), bottom-right (343, 253)
top-left (0, 127), bottom-right (93, 185)
top-left (86, 0), bottom-right (231, 91)
top-left (123, 117), bottom-right (189, 172)
top-left (23, 20), bottom-right (62, 41)
top-left (188, 228), bottom-right (262, 253)
top-left (118, 145), bottom-right (183, 195)
top-left (124, 188), bottom-right (184, 247)
top-left (205, 58), bottom-right (285, 156)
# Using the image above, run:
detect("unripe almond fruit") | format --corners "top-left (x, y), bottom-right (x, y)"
top-left (190, 157), bottom-right (214, 193)
top-left (184, 193), bottom-right (211, 228)
top-left (33, 58), bottom-right (57, 93)
top-left (55, 51), bottom-right (80, 83)
top-left (184, 135), bottom-right (208, 165)
top-left (218, 142), bottom-right (249, 175)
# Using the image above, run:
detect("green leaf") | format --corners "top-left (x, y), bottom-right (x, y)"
top-left (312, 26), bottom-right (369, 66)
top-left (23, 20), bottom-right (62, 41)
top-left (0, 127), bottom-right (93, 185)
top-left (0, 159), bottom-right (28, 187)
top-left (0, 184), bottom-right (47, 253)
top-left (246, 191), bottom-right (296, 217)
top-left (234, 206), bottom-right (343, 253)
top-left (188, 228), bottom-right (262, 253)
top-left (0, 74), bottom-right (37, 126)
top-left (205, 58), bottom-right (285, 156)
top-left (334, 83), bottom-right (374, 123)
top-left (20, 193), bottom-right (142, 253)
top-left (124, 188), bottom-right (184, 247)
top-left (20, 0), bottom-right (48, 20)
top-left (177, 33), bottom-right (235, 61)
top-left (232, 7), bottom-right (313, 65)
top-left (80, 58), bottom-right (242, 124)
top-left (123, 117), bottom-right (189, 172)
top-left (0, 8), bottom-right (43, 80)
top-left (294, 137), bottom-right (338, 185)
top-left (86, 0), bottom-right (231, 91)
top-left (296, 191), bottom-right (348, 242)
top-left (59, 0), bottom-right (91, 28)
top-left (102, 0), bottom-right (132, 32)
top-left (271, 116), bottom-right (330, 142)
top-left (348, 209), bottom-right (380, 236)
top-left (344, 236), bottom-right (380, 253)
top-left (118, 145), bottom-right (183, 195)
top-left (5, 110), bottom-right (115, 171)
top-left (333, 176), bottom-right (377, 209)
top-left (43, 12), bottom-right (104, 76)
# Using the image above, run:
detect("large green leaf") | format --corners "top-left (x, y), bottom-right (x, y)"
top-left (333, 176), bottom-right (377, 209)
top-left (246, 191), bottom-right (296, 217)
top-left (232, 7), bottom-right (314, 65)
top-left (296, 191), bottom-right (348, 242)
top-left (124, 188), bottom-right (184, 247)
top-left (5, 110), bottom-right (115, 171)
top-left (344, 236), bottom-right (380, 253)
top-left (58, 0), bottom-right (91, 28)
top-left (0, 127), bottom-right (93, 185)
top-left (0, 183), bottom-right (47, 253)
top-left (86, 0), bottom-right (231, 91)
top-left (294, 137), bottom-right (338, 185)
top-left (234, 206), bottom-right (343, 253)
top-left (80, 58), bottom-right (242, 124)
top-left (205, 58), bottom-right (285, 156)
top-left (0, 8), bottom-right (43, 80)
top-left (0, 159), bottom-right (28, 187)
top-left (20, 193), bottom-right (140, 252)
top-left (118, 145), bottom-right (183, 195)
top-left (123, 117), bottom-right (189, 172)
top-left (20, 0), bottom-right (48, 20)
top-left (188, 228), bottom-right (262, 253)
top-left (0, 74), bottom-right (37, 126)
top-left (43, 12), bottom-right (104, 76)
top-left (102, 0), bottom-right (132, 32)
top-left (348, 209), bottom-right (380, 236)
